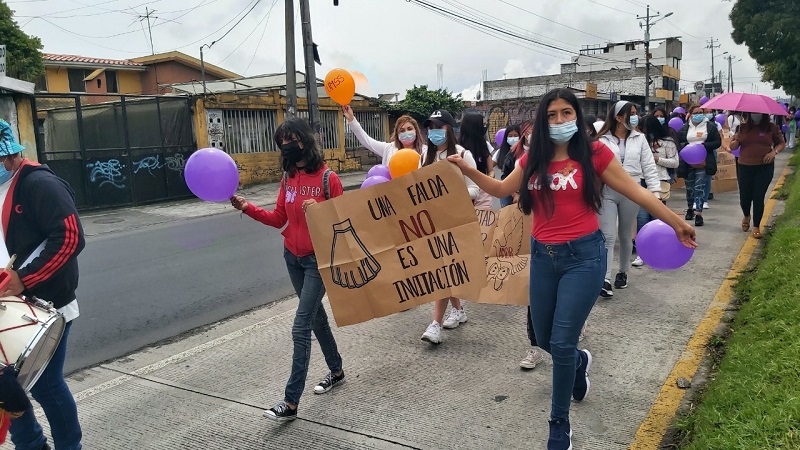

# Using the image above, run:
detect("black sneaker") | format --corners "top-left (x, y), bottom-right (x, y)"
top-left (685, 209), bottom-right (695, 220)
top-left (547, 418), bottom-right (573, 450)
top-left (264, 401), bottom-right (297, 422)
top-left (708, 192), bottom-right (714, 200)
top-left (695, 215), bottom-right (704, 227)
top-left (614, 272), bottom-right (628, 289)
top-left (572, 349), bottom-right (593, 402)
top-left (314, 370), bottom-right (345, 394)
top-left (599, 279), bottom-right (613, 298)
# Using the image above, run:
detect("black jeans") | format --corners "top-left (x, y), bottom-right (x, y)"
top-left (737, 162), bottom-right (775, 228)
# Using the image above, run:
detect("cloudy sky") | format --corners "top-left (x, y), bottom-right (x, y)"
top-left (7, 0), bottom-right (786, 100)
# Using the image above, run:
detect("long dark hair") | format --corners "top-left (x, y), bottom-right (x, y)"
top-left (644, 114), bottom-right (671, 144)
top-left (459, 113), bottom-right (490, 174)
top-left (519, 89), bottom-right (603, 218)
top-left (422, 124), bottom-right (459, 167)
top-left (740, 111), bottom-right (772, 133)
top-left (597, 101), bottom-right (635, 143)
top-left (273, 117), bottom-right (324, 176)
top-left (496, 123), bottom-right (521, 171)
top-left (584, 114), bottom-right (597, 138)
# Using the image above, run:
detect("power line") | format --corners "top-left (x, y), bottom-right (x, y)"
top-left (208, 0), bottom-right (263, 47)
top-left (585, 0), bottom-right (637, 16)
top-left (495, 0), bottom-right (611, 42)
top-left (219, 0), bottom-right (278, 64)
top-left (244, 0), bottom-right (279, 74)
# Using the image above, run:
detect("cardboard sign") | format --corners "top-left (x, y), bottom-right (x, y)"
top-left (306, 161), bottom-right (486, 326)
top-left (474, 206), bottom-right (532, 306)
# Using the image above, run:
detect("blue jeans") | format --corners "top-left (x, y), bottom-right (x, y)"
top-left (10, 321), bottom-right (82, 450)
top-left (283, 248), bottom-right (343, 406)
top-left (529, 231), bottom-right (606, 421)
top-left (685, 168), bottom-right (707, 212)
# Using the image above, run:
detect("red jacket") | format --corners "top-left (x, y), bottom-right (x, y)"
top-left (244, 166), bottom-right (343, 257)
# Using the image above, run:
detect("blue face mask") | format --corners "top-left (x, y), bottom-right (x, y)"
top-left (705, 113), bottom-right (714, 120)
top-left (398, 131), bottom-right (416, 144)
top-left (506, 136), bottom-right (520, 146)
top-left (657, 117), bottom-right (666, 125)
top-left (549, 120), bottom-right (579, 144)
top-left (0, 166), bottom-right (10, 185)
top-left (428, 129), bottom-right (447, 146)
top-left (692, 114), bottom-right (705, 124)
top-left (629, 115), bottom-right (639, 129)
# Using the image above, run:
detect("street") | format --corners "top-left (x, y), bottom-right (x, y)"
top-left (69, 211), bottom-right (293, 373)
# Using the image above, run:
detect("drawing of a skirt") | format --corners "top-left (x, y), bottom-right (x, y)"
top-left (330, 218), bottom-right (381, 289)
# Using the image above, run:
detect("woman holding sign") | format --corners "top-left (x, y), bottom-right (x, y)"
top-left (342, 105), bottom-right (426, 164)
top-left (419, 109), bottom-right (480, 344)
top-left (447, 89), bottom-right (696, 450)
top-left (231, 118), bottom-right (346, 422)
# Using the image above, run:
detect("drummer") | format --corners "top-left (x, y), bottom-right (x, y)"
top-left (0, 119), bottom-right (84, 450)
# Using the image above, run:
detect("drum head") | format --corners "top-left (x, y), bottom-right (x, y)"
top-left (17, 314), bottom-right (66, 391)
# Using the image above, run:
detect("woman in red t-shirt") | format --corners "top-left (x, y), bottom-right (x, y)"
top-left (448, 89), bottom-right (696, 450)
top-left (231, 118), bottom-right (345, 422)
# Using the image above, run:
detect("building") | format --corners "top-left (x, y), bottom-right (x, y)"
top-left (38, 51), bottom-right (239, 95)
top-left (0, 76), bottom-right (38, 162)
top-left (483, 38), bottom-right (683, 114)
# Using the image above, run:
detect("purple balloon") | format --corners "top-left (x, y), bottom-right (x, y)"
top-left (367, 164), bottom-right (391, 179)
top-left (680, 143), bottom-right (706, 165)
top-left (494, 129), bottom-right (506, 148)
top-left (668, 117), bottom-right (684, 132)
top-left (699, 96), bottom-right (709, 105)
top-left (636, 220), bottom-right (694, 271)
top-left (731, 146), bottom-right (741, 157)
top-left (361, 175), bottom-right (390, 189)
top-left (185, 147), bottom-right (240, 202)
top-left (795, 111), bottom-right (800, 120)
top-left (715, 114), bottom-right (726, 127)
top-left (782, 124), bottom-right (789, 133)
top-left (673, 107), bottom-right (686, 114)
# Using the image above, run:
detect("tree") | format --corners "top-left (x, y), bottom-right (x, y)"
top-left (382, 85), bottom-right (465, 125)
top-left (0, 1), bottom-right (44, 82)
top-left (730, 0), bottom-right (800, 94)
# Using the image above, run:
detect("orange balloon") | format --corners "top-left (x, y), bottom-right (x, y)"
top-left (324, 68), bottom-right (356, 106)
top-left (388, 149), bottom-right (420, 179)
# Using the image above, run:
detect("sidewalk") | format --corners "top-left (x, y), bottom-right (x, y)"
top-left (79, 170), bottom-right (370, 237)
top-left (8, 154), bottom-right (791, 449)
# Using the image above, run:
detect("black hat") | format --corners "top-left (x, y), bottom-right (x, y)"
top-left (423, 110), bottom-right (456, 128)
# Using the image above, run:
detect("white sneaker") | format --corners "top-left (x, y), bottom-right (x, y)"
top-left (442, 308), bottom-right (467, 329)
top-left (421, 321), bottom-right (442, 344)
top-left (520, 347), bottom-right (546, 369)
top-left (631, 255), bottom-right (644, 267)
top-left (703, 202), bottom-right (710, 209)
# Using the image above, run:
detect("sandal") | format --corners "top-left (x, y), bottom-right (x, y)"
top-left (752, 229), bottom-right (763, 239)
top-left (741, 216), bottom-right (750, 232)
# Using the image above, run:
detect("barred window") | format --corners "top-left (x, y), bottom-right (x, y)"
top-left (344, 111), bottom-right (386, 149)
top-left (296, 110), bottom-right (340, 149)
top-left (220, 109), bottom-right (279, 154)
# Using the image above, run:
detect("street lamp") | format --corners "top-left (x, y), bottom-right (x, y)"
top-left (639, 7), bottom-right (673, 112)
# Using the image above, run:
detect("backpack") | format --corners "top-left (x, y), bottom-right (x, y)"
top-left (282, 168), bottom-right (333, 199)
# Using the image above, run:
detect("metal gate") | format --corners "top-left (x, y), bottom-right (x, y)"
top-left (35, 93), bottom-right (195, 210)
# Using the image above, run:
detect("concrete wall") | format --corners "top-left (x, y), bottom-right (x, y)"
top-left (575, 39), bottom-right (682, 73)
top-left (0, 95), bottom-right (38, 162)
top-left (140, 61), bottom-right (224, 95)
top-left (44, 67), bottom-right (144, 94)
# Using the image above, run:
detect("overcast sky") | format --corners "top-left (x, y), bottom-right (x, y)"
top-left (7, 0), bottom-right (786, 101)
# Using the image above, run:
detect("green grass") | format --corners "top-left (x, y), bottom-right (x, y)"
top-left (675, 151), bottom-right (800, 450)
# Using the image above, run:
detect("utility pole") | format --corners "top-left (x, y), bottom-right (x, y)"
top-left (706, 38), bottom-right (720, 95)
top-left (298, 0), bottom-right (320, 132)
top-left (142, 7), bottom-right (156, 54)
top-left (725, 55), bottom-right (737, 92)
top-left (637, 6), bottom-right (671, 113)
top-left (285, 0), bottom-right (296, 118)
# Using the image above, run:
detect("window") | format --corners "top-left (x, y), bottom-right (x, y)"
top-left (106, 70), bottom-right (118, 93)
top-left (33, 74), bottom-right (47, 92)
top-left (67, 69), bottom-right (87, 92)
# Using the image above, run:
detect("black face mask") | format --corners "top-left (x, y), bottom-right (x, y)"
top-left (280, 142), bottom-right (304, 171)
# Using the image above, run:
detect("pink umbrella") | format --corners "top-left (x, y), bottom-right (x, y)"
top-left (699, 92), bottom-right (788, 115)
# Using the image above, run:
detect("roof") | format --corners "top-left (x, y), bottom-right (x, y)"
top-left (130, 51), bottom-right (240, 79)
top-left (163, 71), bottom-right (370, 101)
top-left (44, 53), bottom-right (145, 70)
top-left (0, 76), bottom-right (35, 95)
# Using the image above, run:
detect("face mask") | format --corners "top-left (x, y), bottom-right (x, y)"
top-left (657, 117), bottom-right (666, 125)
top-left (691, 114), bottom-right (705, 124)
top-left (0, 166), bottom-right (11, 185)
top-left (506, 136), bottom-right (519, 146)
top-left (705, 113), bottom-right (714, 120)
top-left (280, 142), bottom-right (304, 170)
top-left (627, 115), bottom-right (639, 130)
top-left (428, 129), bottom-right (447, 146)
top-left (549, 120), bottom-right (579, 144)
top-left (750, 113), bottom-right (763, 123)
top-left (398, 131), bottom-right (416, 145)
top-left (523, 143), bottom-right (530, 152)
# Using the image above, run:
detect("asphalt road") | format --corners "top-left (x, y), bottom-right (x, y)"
top-left (67, 212), bottom-right (293, 373)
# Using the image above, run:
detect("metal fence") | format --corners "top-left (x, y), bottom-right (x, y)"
top-left (296, 109), bottom-right (340, 149)
top-left (344, 111), bottom-right (387, 149)
top-left (220, 108), bottom-right (279, 154)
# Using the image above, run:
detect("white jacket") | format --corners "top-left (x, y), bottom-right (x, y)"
top-left (347, 118), bottom-right (426, 165)
top-left (652, 138), bottom-right (679, 181)
top-left (598, 130), bottom-right (660, 197)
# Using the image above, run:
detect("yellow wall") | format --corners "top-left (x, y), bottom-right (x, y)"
top-left (117, 71), bottom-right (143, 94)
top-left (45, 67), bottom-right (69, 93)
top-left (232, 152), bottom-right (283, 186)
top-left (15, 97), bottom-right (37, 162)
